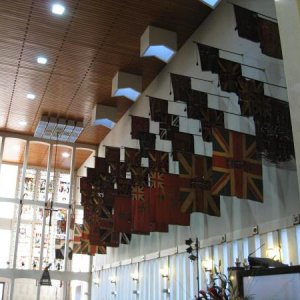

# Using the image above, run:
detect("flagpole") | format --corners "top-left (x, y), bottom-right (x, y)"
top-left (196, 237), bottom-right (200, 299)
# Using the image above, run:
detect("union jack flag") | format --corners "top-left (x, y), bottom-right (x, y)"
top-left (148, 150), bottom-right (169, 173)
top-left (211, 127), bottom-right (263, 202)
top-left (72, 223), bottom-right (83, 254)
top-left (178, 152), bottom-right (220, 216)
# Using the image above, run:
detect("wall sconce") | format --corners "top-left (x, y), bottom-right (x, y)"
top-left (140, 26), bottom-right (177, 63)
top-left (160, 267), bottom-right (169, 279)
top-left (111, 71), bottom-right (142, 101)
top-left (109, 276), bottom-right (117, 284)
top-left (162, 288), bottom-right (171, 294)
top-left (202, 259), bottom-right (213, 272)
top-left (133, 290), bottom-right (140, 295)
top-left (131, 272), bottom-right (139, 282)
top-left (111, 291), bottom-right (117, 296)
top-left (93, 277), bottom-right (100, 287)
top-left (266, 247), bottom-right (281, 261)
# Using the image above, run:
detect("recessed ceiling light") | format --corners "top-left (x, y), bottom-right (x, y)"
top-left (62, 152), bottom-right (70, 158)
top-left (37, 56), bottom-right (48, 64)
top-left (12, 145), bottom-right (20, 151)
top-left (26, 93), bottom-right (36, 100)
top-left (18, 121), bottom-right (27, 126)
top-left (52, 3), bottom-right (65, 15)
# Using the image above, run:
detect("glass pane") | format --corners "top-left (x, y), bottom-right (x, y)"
top-left (16, 205), bottom-right (44, 270)
top-left (0, 164), bottom-right (19, 199)
top-left (0, 229), bottom-right (12, 268)
top-left (40, 280), bottom-right (64, 300)
top-left (13, 279), bottom-right (37, 300)
top-left (2, 138), bottom-right (26, 165)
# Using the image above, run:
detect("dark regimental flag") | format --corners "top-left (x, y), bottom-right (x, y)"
top-left (95, 156), bottom-right (109, 173)
top-left (148, 150), bottom-right (169, 173)
top-left (197, 43), bottom-right (219, 73)
top-left (170, 73), bottom-right (192, 103)
top-left (80, 176), bottom-right (93, 196)
top-left (254, 96), bottom-right (294, 163)
top-left (113, 196), bottom-right (132, 234)
top-left (150, 172), bottom-right (190, 226)
top-left (131, 166), bottom-right (149, 187)
top-left (237, 77), bottom-right (264, 116)
top-left (139, 132), bottom-right (156, 157)
top-left (177, 152), bottom-right (220, 216)
top-left (131, 116), bottom-right (150, 139)
top-left (144, 187), bottom-right (169, 232)
top-left (186, 90), bottom-right (208, 120)
top-left (257, 17), bottom-right (283, 59)
top-left (199, 108), bottom-right (224, 142)
top-left (105, 146), bottom-right (120, 163)
top-left (211, 127), bottom-right (263, 202)
top-left (218, 58), bottom-right (242, 94)
top-left (124, 147), bottom-right (142, 170)
top-left (172, 132), bottom-right (194, 159)
top-left (234, 5), bottom-right (259, 42)
top-left (116, 177), bottom-right (132, 197)
top-left (149, 97), bottom-right (168, 122)
top-left (159, 114), bottom-right (179, 140)
top-left (80, 221), bottom-right (106, 255)
top-left (131, 186), bottom-right (151, 234)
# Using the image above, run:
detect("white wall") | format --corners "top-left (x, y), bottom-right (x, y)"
top-left (93, 0), bottom-right (300, 266)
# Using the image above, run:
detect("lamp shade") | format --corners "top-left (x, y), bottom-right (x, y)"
top-left (140, 26), bottom-right (177, 63)
top-left (92, 104), bottom-right (117, 129)
top-left (111, 72), bottom-right (142, 101)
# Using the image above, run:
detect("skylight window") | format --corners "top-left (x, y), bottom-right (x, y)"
top-left (200, 0), bottom-right (221, 8)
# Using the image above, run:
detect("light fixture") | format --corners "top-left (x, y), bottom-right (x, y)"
top-left (160, 267), bottom-right (169, 278)
top-left (162, 288), bottom-right (170, 294)
top-left (62, 152), bottom-right (70, 158)
top-left (52, 3), bottom-right (65, 15)
top-left (37, 56), bottom-right (48, 64)
top-left (26, 93), bottom-right (36, 100)
top-left (133, 290), bottom-right (140, 295)
top-left (40, 264), bottom-right (52, 286)
top-left (130, 272), bottom-right (139, 282)
top-left (266, 247), bottom-right (281, 261)
top-left (109, 276), bottom-right (117, 284)
top-left (202, 259), bottom-right (213, 272)
top-left (18, 121), bottom-right (27, 126)
top-left (140, 26), bottom-right (177, 63)
top-left (185, 238), bottom-right (193, 246)
top-left (199, 0), bottom-right (221, 8)
top-left (91, 104), bottom-right (117, 129)
top-left (111, 71), bottom-right (142, 101)
top-left (188, 254), bottom-right (197, 261)
top-left (93, 276), bottom-right (100, 287)
top-left (111, 291), bottom-right (117, 296)
top-left (34, 115), bottom-right (83, 143)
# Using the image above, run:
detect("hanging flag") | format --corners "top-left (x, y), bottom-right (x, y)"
top-left (144, 187), bottom-right (169, 232)
top-left (200, 108), bottom-right (224, 142)
top-left (234, 5), bottom-right (259, 42)
top-left (131, 186), bottom-right (151, 234)
top-left (237, 77), bottom-right (264, 116)
top-left (124, 147), bottom-right (142, 171)
top-left (113, 196), bottom-right (132, 234)
top-left (177, 152), bottom-right (220, 216)
top-left (105, 146), bottom-right (120, 162)
top-left (257, 17), bottom-right (283, 59)
top-left (95, 157), bottom-right (109, 173)
top-left (159, 114), bottom-right (179, 140)
top-left (149, 172), bottom-right (190, 226)
top-left (211, 127), bottom-right (263, 202)
top-left (218, 58), bottom-right (242, 94)
top-left (186, 90), bottom-right (208, 120)
top-left (72, 223), bottom-right (83, 254)
top-left (80, 222), bottom-right (107, 255)
top-left (197, 43), bottom-right (219, 73)
top-left (139, 132), bottom-right (156, 157)
top-left (170, 73), bottom-right (192, 103)
top-left (131, 166), bottom-right (149, 187)
top-left (149, 97), bottom-right (168, 122)
top-left (131, 116), bottom-right (150, 139)
top-left (254, 97), bottom-right (294, 163)
top-left (116, 177), bottom-right (132, 197)
top-left (148, 150), bottom-right (169, 173)
top-left (172, 132), bottom-right (194, 159)
top-left (80, 177), bottom-right (93, 196)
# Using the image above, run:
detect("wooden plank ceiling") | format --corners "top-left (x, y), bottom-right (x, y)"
top-left (0, 0), bottom-right (211, 147)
